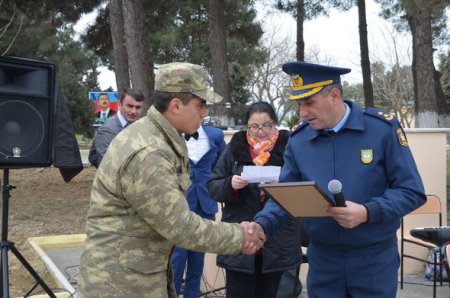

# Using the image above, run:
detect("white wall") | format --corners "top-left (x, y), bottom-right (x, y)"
top-left (401, 129), bottom-right (449, 273)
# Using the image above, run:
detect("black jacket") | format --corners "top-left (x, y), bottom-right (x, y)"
top-left (208, 130), bottom-right (302, 273)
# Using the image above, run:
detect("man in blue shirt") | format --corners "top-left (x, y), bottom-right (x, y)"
top-left (252, 61), bottom-right (426, 298)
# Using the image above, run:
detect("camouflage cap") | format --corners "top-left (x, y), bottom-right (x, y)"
top-left (155, 62), bottom-right (223, 104)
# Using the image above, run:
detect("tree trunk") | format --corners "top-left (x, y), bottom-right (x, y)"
top-left (406, 4), bottom-right (439, 128)
top-left (122, 0), bottom-right (154, 112)
top-left (357, 0), bottom-right (374, 107)
top-left (296, 0), bottom-right (305, 61)
top-left (208, 0), bottom-right (231, 125)
top-left (435, 69), bottom-right (450, 127)
top-left (108, 0), bottom-right (130, 92)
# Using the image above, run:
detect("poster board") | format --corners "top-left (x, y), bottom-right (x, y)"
top-left (89, 91), bottom-right (119, 127)
top-left (259, 181), bottom-right (334, 217)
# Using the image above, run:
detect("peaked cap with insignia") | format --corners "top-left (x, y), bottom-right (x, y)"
top-left (282, 61), bottom-right (351, 100)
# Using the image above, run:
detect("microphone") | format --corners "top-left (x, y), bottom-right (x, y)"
top-left (327, 179), bottom-right (347, 207)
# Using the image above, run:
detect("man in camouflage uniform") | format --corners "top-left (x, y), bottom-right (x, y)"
top-left (78, 62), bottom-right (265, 297)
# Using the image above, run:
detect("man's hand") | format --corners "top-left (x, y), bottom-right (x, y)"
top-left (239, 221), bottom-right (266, 254)
top-left (325, 201), bottom-right (368, 229)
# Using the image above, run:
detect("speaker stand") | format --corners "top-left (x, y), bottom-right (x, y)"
top-left (0, 169), bottom-right (56, 298)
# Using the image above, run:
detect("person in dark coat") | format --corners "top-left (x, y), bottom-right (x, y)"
top-left (208, 102), bottom-right (302, 298)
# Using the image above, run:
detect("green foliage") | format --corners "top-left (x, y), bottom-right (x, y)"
top-left (273, 0), bottom-right (354, 19)
top-left (82, 7), bottom-right (113, 67)
top-left (285, 114), bottom-right (300, 131)
top-left (53, 29), bottom-right (100, 138)
top-left (82, 0), bottom-right (264, 113)
top-left (343, 81), bottom-right (364, 107)
top-left (0, 12), bottom-right (56, 57)
top-left (0, 0), bottom-right (102, 28)
top-left (375, 0), bottom-right (449, 46)
top-left (0, 5), bottom-right (101, 137)
top-left (229, 61), bottom-right (253, 124)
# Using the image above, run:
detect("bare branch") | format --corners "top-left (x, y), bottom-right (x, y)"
top-left (0, 4), bottom-right (24, 56)
top-left (0, 2), bottom-right (17, 38)
top-left (250, 30), bottom-right (297, 124)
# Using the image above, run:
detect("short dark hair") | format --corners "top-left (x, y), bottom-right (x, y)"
top-left (98, 92), bottom-right (109, 99)
top-left (119, 89), bottom-right (145, 103)
top-left (153, 90), bottom-right (197, 113)
top-left (245, 101), bottom-right (278, 125)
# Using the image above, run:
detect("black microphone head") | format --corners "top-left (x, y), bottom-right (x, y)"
top-left (328, 179), bottom-right (342, 194)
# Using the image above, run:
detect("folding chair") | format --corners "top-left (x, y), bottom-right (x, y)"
top-left (443, 242), bottom-right (450, 293)
top-left (399, 195), bottom-right (445, 298)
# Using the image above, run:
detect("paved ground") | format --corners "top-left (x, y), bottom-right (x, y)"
top-left (80, 149), bottom-right (89, 165)
top-left (191, 273), bottom-right (449, 298)
top-left (397, 274), bottom-right (449, 298)
top-left (292, 274), bottom-right (449, 298)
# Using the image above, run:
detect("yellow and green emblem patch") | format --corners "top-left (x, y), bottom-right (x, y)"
top-left (396, 128), bottom-right (408, 146)
top-left (361, 149), bottom-right (373, 164)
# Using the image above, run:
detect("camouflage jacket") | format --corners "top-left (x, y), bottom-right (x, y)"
top-left (78, 106), bottom-right (244, 298)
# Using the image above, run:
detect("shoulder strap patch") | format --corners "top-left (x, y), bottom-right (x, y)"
top-left (363, 107), bottom-right (396, 126)
top-left (290, 120), bottom-right (309, 137)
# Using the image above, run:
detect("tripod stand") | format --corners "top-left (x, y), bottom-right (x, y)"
top-left (1, 169), bottom-right (56, 298)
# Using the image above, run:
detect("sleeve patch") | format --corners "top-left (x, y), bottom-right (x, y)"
top-left (397, 127), bottom-right (408, 146)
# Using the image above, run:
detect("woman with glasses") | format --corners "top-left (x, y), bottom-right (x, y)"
top-left (208, 101), bottom-right (302, 298)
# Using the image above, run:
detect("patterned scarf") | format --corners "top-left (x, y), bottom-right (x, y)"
top-left (246, 129), bottom-right (279, 166)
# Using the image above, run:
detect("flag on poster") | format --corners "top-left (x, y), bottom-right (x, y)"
top-left (89, 91), bottom-right (119, 127)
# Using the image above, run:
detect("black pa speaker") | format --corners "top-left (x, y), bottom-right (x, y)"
top-left (0, 56), bottom-right (56, 168)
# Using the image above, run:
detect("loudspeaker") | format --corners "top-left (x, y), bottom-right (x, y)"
top-left (0, 56), bottom-right (56, 168)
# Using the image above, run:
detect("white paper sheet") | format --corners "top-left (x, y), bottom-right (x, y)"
top-left (241, 165), bottom-right (281, 183)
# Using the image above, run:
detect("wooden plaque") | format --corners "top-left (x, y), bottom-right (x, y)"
top-left (259, 181), bottom-right (335, 217)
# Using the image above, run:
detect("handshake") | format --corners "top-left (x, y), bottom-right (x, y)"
top-left (239, 221), bottom-right (266, 254)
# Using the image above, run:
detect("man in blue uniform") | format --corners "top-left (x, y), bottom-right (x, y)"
top-left (252, 61), bottom-right (426, 297)
top-left (171, 125), bottom-right (226, 297)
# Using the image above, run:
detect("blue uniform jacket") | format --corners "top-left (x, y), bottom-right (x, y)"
top-left (255, 101), bottom-right (426, 254)
top-left (187, 125), bottom-right (226, 215)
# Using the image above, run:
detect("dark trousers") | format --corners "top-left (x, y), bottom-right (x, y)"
top-left (307, 244), bottom-right (399, 298)
top-left (225, 255), bottom-right (283, 298)
top-left (171, 206), bottom-right (214, 298)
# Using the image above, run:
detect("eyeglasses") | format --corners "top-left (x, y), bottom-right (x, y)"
top-left (247, 123), bottom-right (274, 133)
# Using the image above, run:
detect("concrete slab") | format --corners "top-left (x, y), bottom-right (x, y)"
top-left (80, 149), bottom-right (89, 166)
